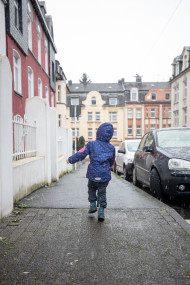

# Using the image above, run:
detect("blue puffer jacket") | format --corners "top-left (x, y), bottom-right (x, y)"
top-left (68, 122), bottom-right (115, 182)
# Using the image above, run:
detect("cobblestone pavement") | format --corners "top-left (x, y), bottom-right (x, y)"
top-left (0, 163), bottom-right (190, 285)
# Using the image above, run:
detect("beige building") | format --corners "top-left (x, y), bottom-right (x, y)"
top-left (171, 46), bottom-right (190, 127)
top-left (55, 61), bottom-right (68, 127)
top-left (66, 82), bottom-right (125, 146)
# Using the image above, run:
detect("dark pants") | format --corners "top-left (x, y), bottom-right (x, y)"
top-left (88, 180), bottom-right (109, 208)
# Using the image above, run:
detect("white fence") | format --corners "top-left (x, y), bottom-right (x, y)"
top-left (12, 115), bottom-right (37, 161)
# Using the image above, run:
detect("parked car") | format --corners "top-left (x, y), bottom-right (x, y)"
top-left (115, 139), bottom-right (141, 180)
top-left (111, 146), bottom-right (119, 172)
top-left (133, 128), bottom-right (190, 201)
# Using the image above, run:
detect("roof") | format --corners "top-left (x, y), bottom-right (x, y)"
top-left (67, 83), bottom-right (125, 93)
top-left (124, 81), bottom-right (171, 90)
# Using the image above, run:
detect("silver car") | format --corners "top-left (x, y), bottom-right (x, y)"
top-left (115, 139), bottom-right (141, 180)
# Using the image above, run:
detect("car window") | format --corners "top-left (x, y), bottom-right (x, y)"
top-left (127, 141), bottom-right (140, 152)
top-left (144, 132), bottom-right (154, 147)
top-left (138, 134), bottom-right (148, 150)
top-left (157, 129), bottom-right (190, 148)
top-left (121, 142), bottom-right (125, 151)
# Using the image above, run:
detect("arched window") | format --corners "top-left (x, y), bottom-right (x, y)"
top-left (91, 96), bottom-right (96, 105)
top-left (13, 49), bottom-right (22, 93)
top-left (38, 78), bottom-right (42, 98)
top-left (28, 67), bottom-right (34, 98)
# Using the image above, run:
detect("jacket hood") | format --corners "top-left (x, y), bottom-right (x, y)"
top-left (96, 122), bottom-right (114, 142)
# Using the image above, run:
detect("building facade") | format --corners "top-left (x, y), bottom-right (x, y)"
top-left (124, 76), bottom-right (171, 139)
top-left (171, 46), bottom-right (190, 127)
top-left (55, 60), bottom-right (68, 127)
top-left (5, 0), bottom-right (57, 117)
top-left (66, 81), bottom-right (125, 146)
top-left (66, 77), bottom-right (171, 146)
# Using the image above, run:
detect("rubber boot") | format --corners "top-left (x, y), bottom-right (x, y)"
top-left (98, 207), bottom-right (105, 221)
top-left (88, 202), bottom-right (97, 213)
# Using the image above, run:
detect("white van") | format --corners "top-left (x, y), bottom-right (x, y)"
top-left (115, 139), bottom-right (141, 180)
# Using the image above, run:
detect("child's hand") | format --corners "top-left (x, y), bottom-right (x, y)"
top-left (66, 159), bottom-right (69, 164)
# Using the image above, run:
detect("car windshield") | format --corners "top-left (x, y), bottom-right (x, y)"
top-left (127, 141), bottom-right (140, 152)
top-left (157, 129), bottom-right (190, 148)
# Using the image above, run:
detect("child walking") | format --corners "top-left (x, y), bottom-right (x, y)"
top-left (67, 122), bottom-right (115, 221)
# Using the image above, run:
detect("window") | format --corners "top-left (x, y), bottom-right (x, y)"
top-left (72, 117), bottom-right (79, 121)
top-left (168, 108), bottom-right (171, 119)
top-left (183, 108), bottom-right (187, 126)
top-left (71, 97), bottom-right (79, 105)
top-left (150, 124), bottom-right (155, 130)
top-left (152, 93), bottom-right (156, 101)
top-left (38, 78), bottom-right (42, 98)
top-left (130, 88), bottom-right (138, 101)
top-left (88, 112), bottom-right (92, 121)
top-left (128, 109), bottom-right (133, 119)
top-left (91, 97), bottom-right (96, 105)
top-left (37, 21), bottom-right (42, 64)
top-left (52, 61), bottom-right (55, 82)
top-left (51, 92), bottom-right (54, 107)
top-left (44, 38), bottom-right (48, 73)
top-left (173, 111), bottom-right (179, 127)
top-left (174, 85), bottom-right (179, 103)
top-left (27, 17), bottom-right (32, 50)
top-left (28, 67), bottom-right (34, 98)
top-left (109, 97), bottom-right (117, 105)
top-left (150, 108), bottom-right (155, 118)
top-left (136, 109), bottom-right (141, 119)
top-left (183, 80), bottom-right (187, 99)
top-left (58, 85), bottom-right (61, 102)
top-left (14, 0), bottom-right (22, 32)
top-left (184, 55), bottom-right (187, 70)
top-left (95, 112), bottom-right (100, 121)
top-left (45, 86), bottom-right (49, 101)
top-left (165, 93), bottom-right (170, 100)
top-left (145, 125), bottom-right (148, 133)
top-left (137, 125), bottom-right (141, 135)
top-left (13, 50), bottom-right (21, 93)
top-left (58, 114), bottom-right (61, 127)
top-left (88, 128), bottom-right (93, 137)
top-left (109, 112), bottom-right (117, 121)
top-left (113, 128), bottom-right (117, 137)
top-left (128, 125), bottom-right (132, 135)
top-left (146, 108), bottom-right (148, 118)
top-left (72, 128), bottom-right (79, 137)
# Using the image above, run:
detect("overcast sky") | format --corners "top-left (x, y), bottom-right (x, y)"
top-left (45, 0), bottom-right (189, 83)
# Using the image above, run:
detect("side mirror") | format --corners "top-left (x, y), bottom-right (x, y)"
top-left (118, 149), bottom-right (125, 154)
top-left (143, 145), bottom-right (153, 153)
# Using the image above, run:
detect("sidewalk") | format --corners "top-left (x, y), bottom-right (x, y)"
top-left (0, 162), bottom-right (190, 285)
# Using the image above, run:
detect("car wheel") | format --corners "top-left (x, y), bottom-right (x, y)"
top-left (133, 167), bottom-right (141, 187)
top-left (115, 164), bottom-right (121, 176)
top-left (150, 168), bottom-right (165, 201)
top-left (123, 165), bottom-right (130, 181)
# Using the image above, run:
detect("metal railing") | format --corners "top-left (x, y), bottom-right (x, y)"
top-left (13, 115), bottom-right (37, 161)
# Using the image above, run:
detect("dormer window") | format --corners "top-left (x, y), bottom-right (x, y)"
top-left (109, 97), bottom-right (117, 105)
top-left (184, 55), bottom-right (187, 69)
top-left (176, 62), bottom-right (180, 76)
top-left (14, 0), bottom-right (22, 32)
top-left (152, 93), bottom-right (156, 101)
top-left (130, 88), bottom-right (138, 101)
top-left (91, 97), bottom-right (96, 105)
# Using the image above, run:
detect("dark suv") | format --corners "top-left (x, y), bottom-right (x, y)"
top-left (133, 128), bottom-right (190, 200)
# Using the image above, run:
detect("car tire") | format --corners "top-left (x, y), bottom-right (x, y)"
top-left (123, 165), bottom-right (130, 181)
top-left (132, 167), bottom-right (141, 187)
top-left (150, 168), bottom-right (165, 201)
top-left (115, 164), bottom-right (121, 176)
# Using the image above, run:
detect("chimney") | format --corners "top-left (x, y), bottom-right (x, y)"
top-left (135, 74), bottom-right (142, 83)
top-left (68, 80), bottom-right (72, 85)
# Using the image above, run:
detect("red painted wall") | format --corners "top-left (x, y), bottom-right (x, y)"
top-left (6, 9), bottom-right (55, 118)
